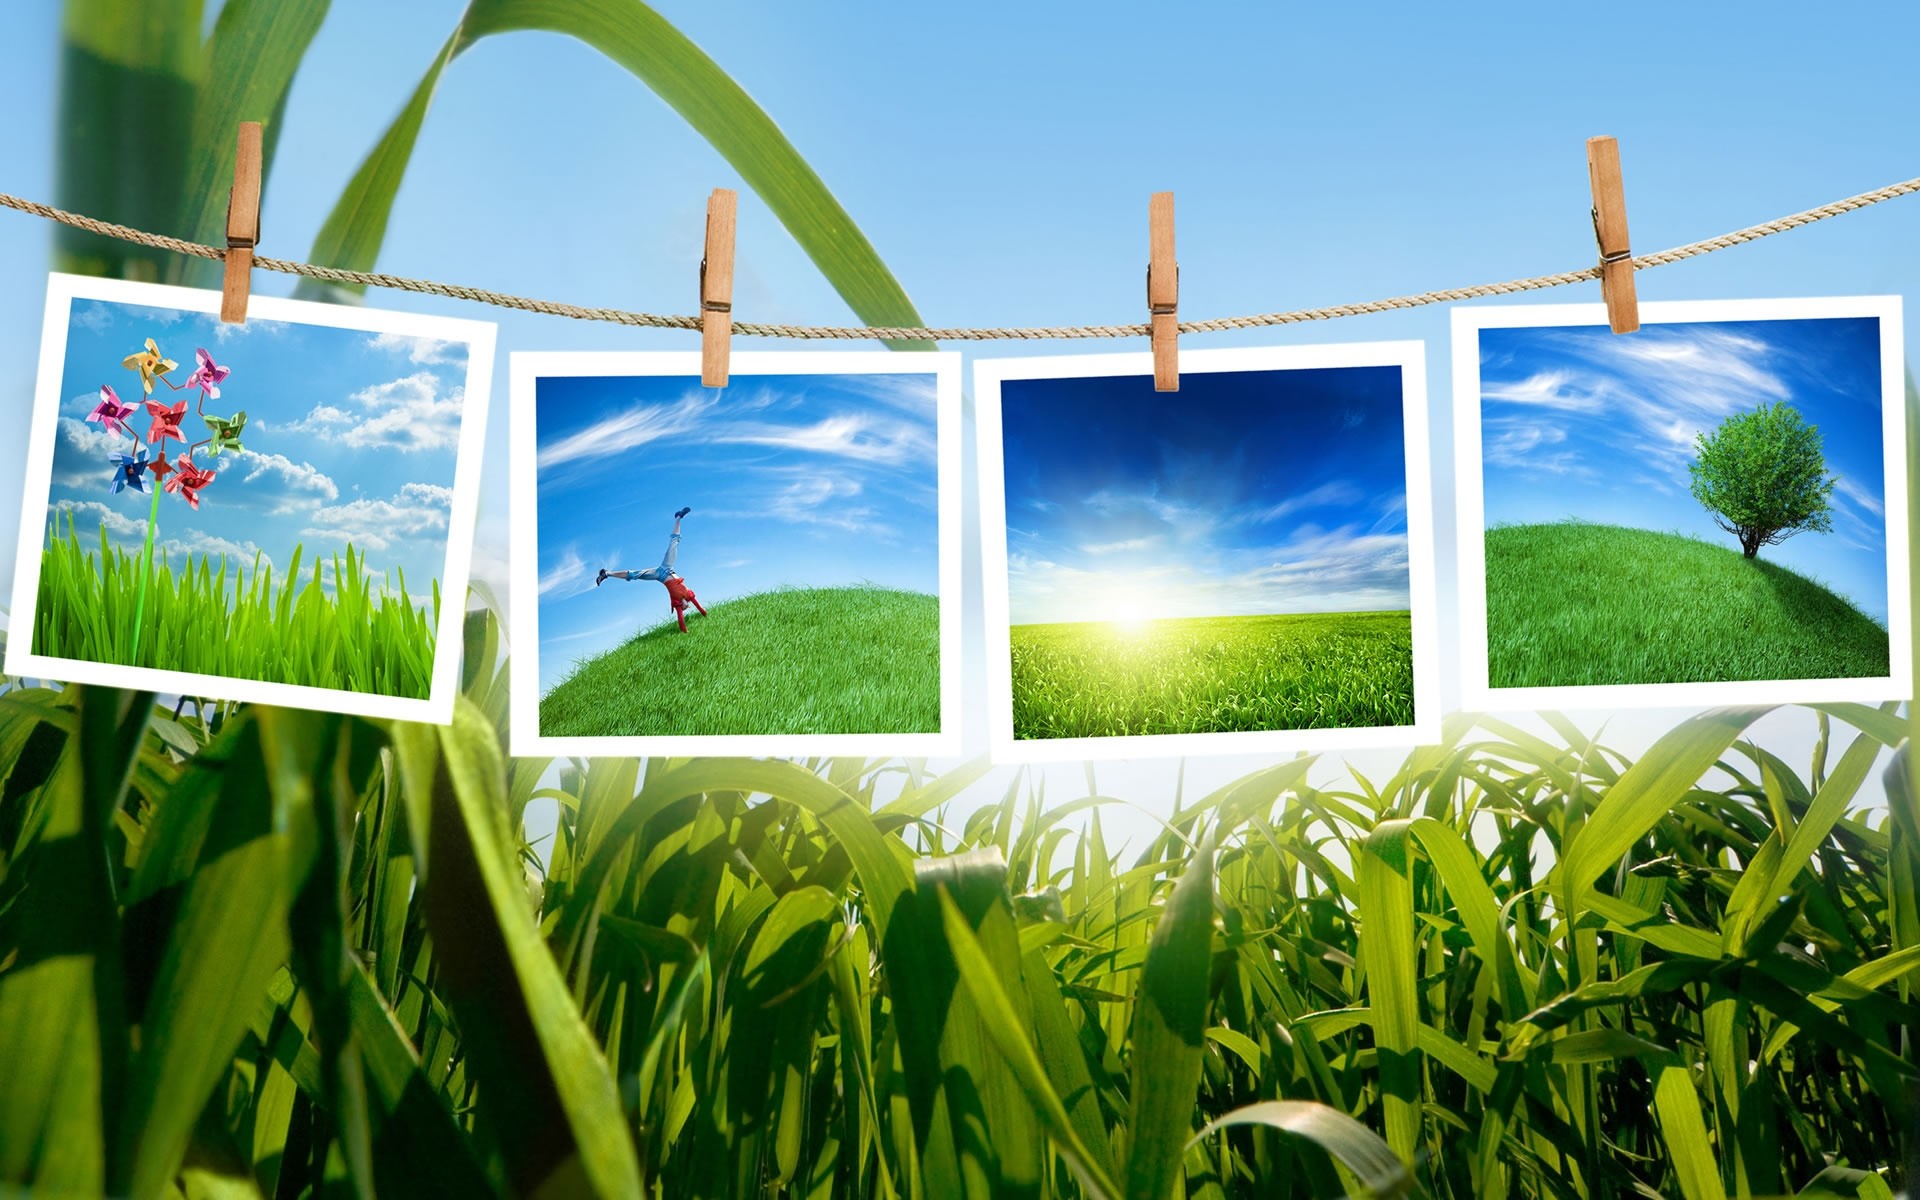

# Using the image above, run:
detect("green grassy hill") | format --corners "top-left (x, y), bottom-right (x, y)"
top-left (540, 585), bottom-right (940, 737)
top-left (1486, 522), bottom-right (1889, 688)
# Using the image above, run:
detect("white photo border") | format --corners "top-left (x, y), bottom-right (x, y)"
top-left (507, 350), bottom-right (964, 759)
top-left (4, 273), bottom-right (495, 725)
top-left (974, 342), bottom-right (1442, 763)
top-left (1451, 296), bottom-right (1911, 711)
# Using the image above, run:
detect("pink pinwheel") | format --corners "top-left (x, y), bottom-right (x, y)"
top-left (165, 458), bottom-right (215, 510)
top-left (87, 384), bottom-right (136, 437)
top-left (185, 347), bottom-right (230, 400)
top-left (144, 397), bottom-right (187, 446)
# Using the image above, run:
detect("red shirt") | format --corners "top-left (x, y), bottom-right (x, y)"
top-left (663, 576), bottom-right (697, 608)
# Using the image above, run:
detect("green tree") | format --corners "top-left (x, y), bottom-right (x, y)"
top-left (1687, 401), bottom-right (1837, 559)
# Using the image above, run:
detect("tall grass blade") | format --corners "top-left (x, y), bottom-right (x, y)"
top-left (416, 697), bottom-right (641, 1198)
top-left (1122, 832), bottom-right (1217, 1200)
top-left (299, 0), bottom-right (928, 346)
top-left (172, 0), bottom-right (330, 286)
top-left (1191, 1101), bottom-right (1410, 1198)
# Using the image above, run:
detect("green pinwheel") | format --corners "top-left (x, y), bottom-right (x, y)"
top-left (202, 410), bottom-right (246, 456)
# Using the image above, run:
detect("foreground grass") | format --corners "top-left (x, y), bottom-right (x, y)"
top-left (1, 612), bottom-right (1910, 1199)
top-left (32, 517), bottom-right (436, 698)
top-left (1487, 522), bottom-right (1889, 688)
top-left (1011, 610), bottom-right (1413, 739)
top-left (541, 584), bottom-right (939, 736)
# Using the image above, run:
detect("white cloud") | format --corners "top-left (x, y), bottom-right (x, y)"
top-left (51, 499), bottom-right (146, 542)
top-left (535, 388), bottom-right (935, 473)
top-left (539, 546), bottom-right (592, 598)
top-left (162, 528), bottom-right (267, 567)
top-left (537, 393), bottom-right (713, 470)
top-left (59, 416), bottom-right (129, 459)
top-left (279, 371), bottom-right (465, 452)
top-left (301, 482), bottom-right (452, 552)
top-left (1483, 326), bottom-right (1799, 481)
top-left (1081, 537), bottom-right (1154, 555)
top-left (238, 452), bottom-right (341, 512)
top-left (1241, 480), bottom-right (1365, 525)
top-left (1010, 524), bottom-right (1410, 625)
top-left (1833, 474), bottom-right (1884, 519)
top-left (366, 330), bottom-right (466, 367)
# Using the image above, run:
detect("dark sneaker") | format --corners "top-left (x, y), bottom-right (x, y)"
top-left (595, 568), bottom-right (608, 586)
top-left (674, 506), bottom-right (692, 519)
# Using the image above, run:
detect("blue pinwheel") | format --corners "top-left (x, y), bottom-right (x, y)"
top-left (109, 446), bottom-right (150, 494)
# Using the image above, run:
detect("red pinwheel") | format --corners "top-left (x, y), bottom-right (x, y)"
top-left (164, 457), bottom-right (215, 509)
top-left (87, 384), bottom-right (136, 437)
top-left (144, 397), bottom-right (187, 446)
top-left (185, 348), bottom-right (230, 401)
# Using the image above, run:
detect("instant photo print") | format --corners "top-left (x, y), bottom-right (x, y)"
top-left (6, 274), bottom-right (495, 723)
top-left (1453, 297), bottom-right (1910, 710)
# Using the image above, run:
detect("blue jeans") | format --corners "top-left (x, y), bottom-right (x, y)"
top-left (632, 531), bottom-right (680, 581)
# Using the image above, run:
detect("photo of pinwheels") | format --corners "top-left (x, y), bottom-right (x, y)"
top-left (7, 275), bottom-right (493, 719)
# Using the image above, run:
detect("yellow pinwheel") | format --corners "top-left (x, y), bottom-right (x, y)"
top-left (121, 337), bottom-right (177, 395)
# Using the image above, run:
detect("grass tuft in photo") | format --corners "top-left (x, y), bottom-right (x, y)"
top-left (1010, 610), bottom-right (1413, 739)
top-left (31, 515), bottom-right (437, 698)
top-left (540, 584), bottom-right (938, 736)
top-left (1486, 520), bottom-right (1889, 687)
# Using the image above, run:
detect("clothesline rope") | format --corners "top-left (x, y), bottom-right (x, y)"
top-left (3, 176), bottom-right (1916, 340)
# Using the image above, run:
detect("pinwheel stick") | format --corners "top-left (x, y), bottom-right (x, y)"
top-left (129, 484), bottom-right (160, 664)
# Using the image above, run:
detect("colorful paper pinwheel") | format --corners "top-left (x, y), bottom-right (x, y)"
top-left (145, 398), bottom-right (188, 446)
top-left (164, 458), bottom-right (216, 510)
top-left (122, 338), bottom-right (176, 395)
top-left (109, 447), bottom-right (150, 494)
top-left (185, 347), bottom-right (230, 401)
top-left (147, 452), bottom-right (175, 485)
top-left (87, 384), bottom-right (136, 437)
top-left (202, 411), bottom-right (246, 456)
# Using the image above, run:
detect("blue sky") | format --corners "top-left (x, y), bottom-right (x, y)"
top-left (1002, 366), bottom-right (1408, 625)
top-left (1480, 317), bottom-right (1889, 620)
top-left (534, 370), bottom-right (938, 691)
top-left (1, 2), bottom-right (1915, 812)
top-left (46, 297), bottom-right (467, 608)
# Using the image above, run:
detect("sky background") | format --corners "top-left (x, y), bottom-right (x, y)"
top-left (46, 297), bottom-right (467, 610)
top-left (1480, 317), bottom-right (1890, 620)
top-left (534, 370), bottom-right (938, 691)
top-left (1002, 366), bottom-right (1409, 625)
top-left (0, 2), bottom-right (1914, 836)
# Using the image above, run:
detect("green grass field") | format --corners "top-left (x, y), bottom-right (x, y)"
top-left (1009, 610), bottom-right (1414, 739)
top-left (1486, 521), bottom-right (1890, 688)
top-left (32, 517), bottom-right (437, 697)
top-left (540, 584), bottom-right (940, 737)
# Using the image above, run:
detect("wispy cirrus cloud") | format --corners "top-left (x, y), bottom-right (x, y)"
top-left (1483, 325), bottom-right (1797, 479)
top-left (537, 393), bottom-right (713, 470)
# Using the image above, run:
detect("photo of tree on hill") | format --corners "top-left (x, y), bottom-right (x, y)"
top-left (978, 345), bottom-right (1439, 758)
top-left (510, 352), bottom-right (960, 755)
top-left (1455, 299), bottom-right (1909, 703)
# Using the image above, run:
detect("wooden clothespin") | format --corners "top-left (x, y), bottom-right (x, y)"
top-left (1147, 191), bottom-right (1178, 391)
top-left (700, 188), bottom-right (738, 387)
top-left (1586, 136), bottom-right (1638, 334)
top-left (221, 122), bottom-right (263, 324)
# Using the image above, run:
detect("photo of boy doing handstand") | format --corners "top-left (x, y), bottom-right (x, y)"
top-left (597, 506), bottom-right (708, 632)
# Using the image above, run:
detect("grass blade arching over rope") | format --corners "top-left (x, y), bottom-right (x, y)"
top-left (300, 0), bottom-right (928, 348)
